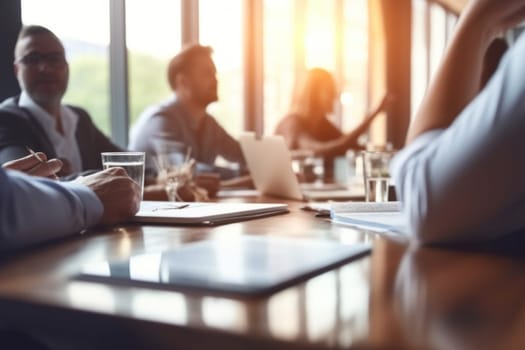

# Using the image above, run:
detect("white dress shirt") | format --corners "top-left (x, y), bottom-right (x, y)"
top-left (19, 92), bottom-right (83, 173)
top-left (392, 32), bottom-right (525, 244)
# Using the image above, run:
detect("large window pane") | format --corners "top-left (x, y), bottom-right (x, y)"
top-left (199, 0), bottom-right (243, 137)
top-left (341, 0), bottom-right (368, 132)
top-left (411, 0), bottom-right (428, 120)
top-left (21, 0), bottom-right (111, 134)
top-left (263, 0), bottom-right (295, 135)
top-left (411, 1), bottom-right (455, 121)
top-left (304, 0), bottom-right (337, 70)
top-left (429, 3), bottom-right (446, 85)
top-left (126, 0), bottom-right (181, 127)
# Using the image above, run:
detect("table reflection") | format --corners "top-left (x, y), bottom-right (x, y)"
top-left (66, 237), bottom-right (371, 347)
top-left (394, 248), bottom-right (525, 350)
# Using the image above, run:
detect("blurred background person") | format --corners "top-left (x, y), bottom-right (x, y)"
top-left (0, 25), bottom-right (213, 201)
top-left (0, 25), bottom-right (122, 177)
top-left (275, 67), bottom-right (392, 179)
top-left (129, 44), bottom-right (247, 182)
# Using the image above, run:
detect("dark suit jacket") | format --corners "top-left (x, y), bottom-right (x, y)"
top-left (0, 96), bottom-right (123, 172)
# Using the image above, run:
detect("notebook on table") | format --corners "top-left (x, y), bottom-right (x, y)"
top-left (77, 236), bottom-right (371, 297)
top-left (238, 133), bottom-right (364, 201)
top-left (131, 201), bottom-right (289, 225)
top-left (330, 201), bottom-right (407, 236)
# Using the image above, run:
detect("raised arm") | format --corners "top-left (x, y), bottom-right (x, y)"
top-left (407, 0), bottom-right (525, 143)
top-left (294, 94), bottom-right (392, 157)
top-left (342, 94), bottom-right (393, 145)
top-left (394, 0), bottom-right (525, 243)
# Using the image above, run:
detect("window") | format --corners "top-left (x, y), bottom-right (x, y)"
top-left (126, 0), bottom-right (182, 126)
top-left (263, 0), bottom-right (295, 135)
top-left (429, 3), bottom-right (447, 84)
top-left (411, 0), bottom-right (458, 120)
top-left (21, 0), bottom-right (111, 133)
top-left (411, 0), bottom-right (429, 119)
top-left (21, 0), bottom-right (373, 143)
top-left (199, 0), bottom-right (244, 137)
top-left (340, 0), bottom-right (368, 131)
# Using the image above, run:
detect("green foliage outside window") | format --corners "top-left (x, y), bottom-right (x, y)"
top-left (63, 52), bottom-right (170, 136)
top-left (64, 55), bottom-right (110, 133)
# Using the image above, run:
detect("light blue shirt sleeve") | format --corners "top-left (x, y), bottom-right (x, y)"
top-left (392, 33), bottom-right (525, 244)
top-left (0, 168), bottom-right (103, 250)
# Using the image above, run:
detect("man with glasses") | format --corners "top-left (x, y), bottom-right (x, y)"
top-left (0, 25), bottom-right (122, 177)
top-left (0, 25), bottom-right (219, 200)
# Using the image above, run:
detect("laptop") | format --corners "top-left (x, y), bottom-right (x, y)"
top-left (238, 133), bottom-right (364, 201)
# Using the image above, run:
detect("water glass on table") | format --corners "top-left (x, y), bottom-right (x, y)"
top-left (101, 152), bottom-right (145, 198)
top-left (361, 150), bottom-right (395, 202)
top-left (152, 139), bottom-right (194, 202)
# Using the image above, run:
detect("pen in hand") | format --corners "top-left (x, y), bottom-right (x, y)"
top-left (25, 146), bottom-right (59, 179)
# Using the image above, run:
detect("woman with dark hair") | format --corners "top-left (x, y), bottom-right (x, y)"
top-left (275, 68), bottom-right (392, 159)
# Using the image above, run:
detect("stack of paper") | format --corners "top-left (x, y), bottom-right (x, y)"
top-left (330, 201), bottom-right (407, 234)
top-left (131, 201), bottom-right (289, 225)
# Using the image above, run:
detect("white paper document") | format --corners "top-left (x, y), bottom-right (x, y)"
top-left (330, 201), bottom-right (407, 234)
top-left (132, 201), bottom-right (289, 225)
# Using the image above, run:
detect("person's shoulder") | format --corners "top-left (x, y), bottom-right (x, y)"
top-left (138, 98), bottom-right (178, 122)
top-left (281, 112), bottom-right (303, 124)
top-left (203, 111), bottom-right (220, 124)
top-left (0, 95), bottom-right (19, 107)
top-left (0, 96), bottom-right (24, 117)
top-left (281, 112), bottom-right (300, 120)
top-left (275, 113), bottom-right (302, 132)
top-left (65, 105), bottom-right (106, 135)
top-left (0, 96), bottom-right (33, 128)
top-left (159, 98), bottom-right (188, 120)
top-left (66, 104), bottom-right (92, 121)
top-left (129, 100), bottom-right (175, 146)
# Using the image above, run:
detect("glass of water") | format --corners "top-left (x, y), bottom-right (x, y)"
top-left (361, 150), bottom-right (395, 202)
top-left (101, 152), bottom-right (145, 199)
top-left (152, 139), bottom-right (194, 201)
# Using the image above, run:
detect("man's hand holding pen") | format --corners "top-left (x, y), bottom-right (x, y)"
top-left (2, 150), bottom-right (62, 179)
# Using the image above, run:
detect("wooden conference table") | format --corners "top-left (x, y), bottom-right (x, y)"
top-left (0, 192), bottom-right (524, 349)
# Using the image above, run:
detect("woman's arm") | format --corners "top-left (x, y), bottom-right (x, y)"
top-left (294, 94), bottom-right (392, 157)
top-left (342, 94), bottom-right (393, 145)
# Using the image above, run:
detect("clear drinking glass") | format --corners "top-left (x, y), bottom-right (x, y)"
top-left (152, 139), bottom-right (193, 201)
top-left (101, 152), bottom-right (145, 198)
top-left (361, 151), bottom-right (395, 202)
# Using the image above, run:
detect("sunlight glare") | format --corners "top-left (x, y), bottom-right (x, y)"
top-left (340, 91), bottom-right (354, 106)
top-left (305, 28), bottom-right (335, 69)
top-left (21, 0), bottom-right (110, 45)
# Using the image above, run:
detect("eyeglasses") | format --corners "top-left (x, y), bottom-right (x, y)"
top-left (16, 52), bottom-right (67, 68)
